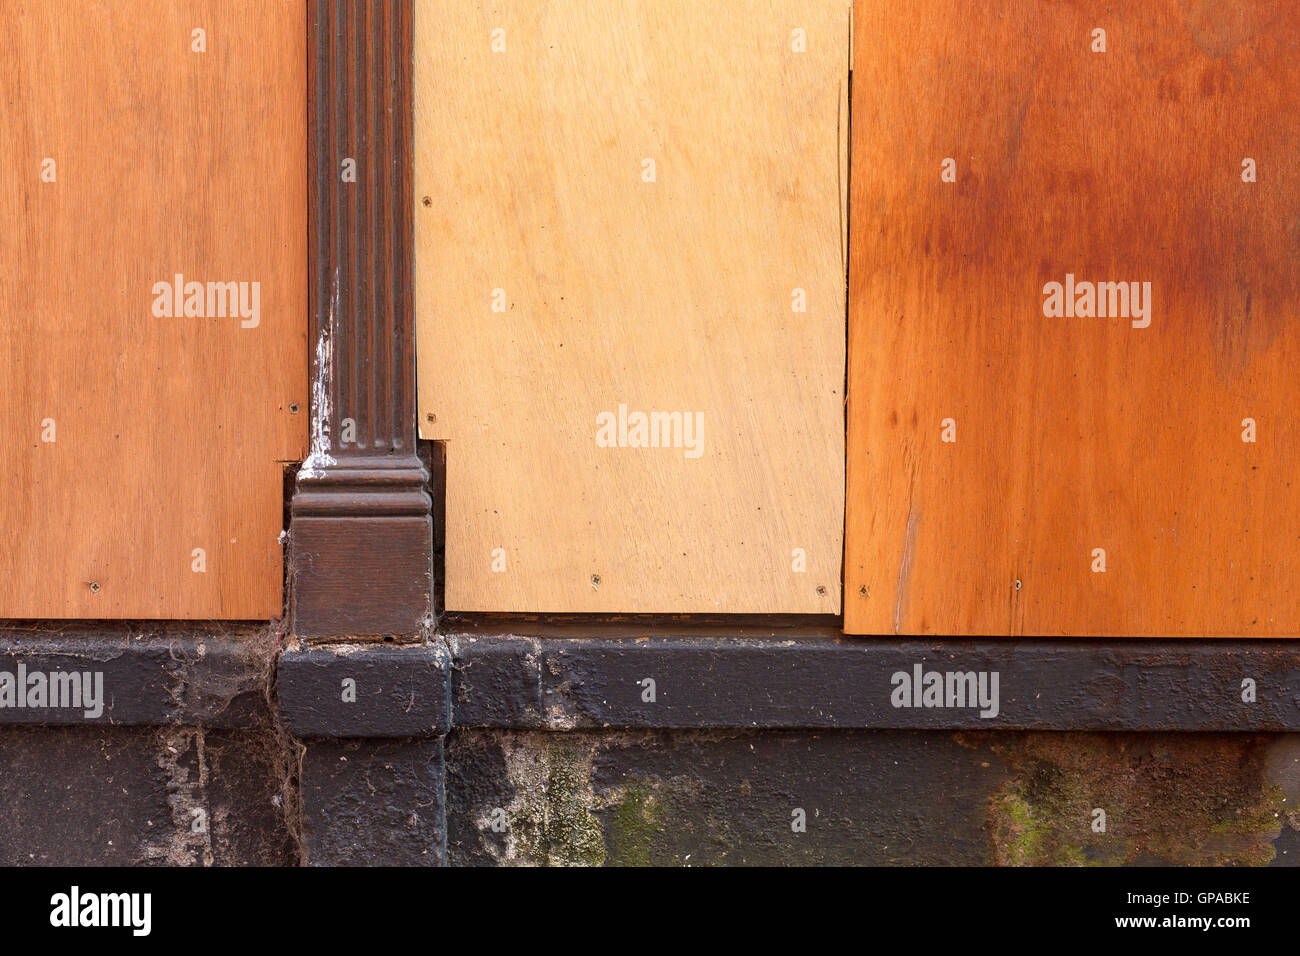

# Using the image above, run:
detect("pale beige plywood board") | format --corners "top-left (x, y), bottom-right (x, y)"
top-left (415, 0), bottom-right (848, 613)
top-left (0, 1), bottom-right (307, 619)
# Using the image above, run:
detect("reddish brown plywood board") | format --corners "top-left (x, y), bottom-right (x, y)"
top-left (846, 0), bottom-right (1300, 636)
top-left (416, 0), bottom-right (849, 614)
top-left (0, 2), bottom-right (307, 619)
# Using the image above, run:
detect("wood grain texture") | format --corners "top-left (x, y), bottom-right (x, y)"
top-left (415, 0), bottom-right (849, 614)
top-left (845, 0), bottom-right (1300, 636)
top-left (291, 0), bottom-right (433, 639)
top-left (0, 1), bottom-right (307, 619)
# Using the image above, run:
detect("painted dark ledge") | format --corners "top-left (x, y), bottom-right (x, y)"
top-left (0, 626), bottom-right (273, 728)
top-left (3, 625), bottom-right (1294, 734)
top-left (277, 640), bottom-right (451, 738)
top-left (447, 626), bottom-right (1300, 732)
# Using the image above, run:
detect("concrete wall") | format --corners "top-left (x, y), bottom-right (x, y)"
top-left (446, 729), bottom-right (1300, 866)
top-left (3, 626), bottom-right (1298, 866)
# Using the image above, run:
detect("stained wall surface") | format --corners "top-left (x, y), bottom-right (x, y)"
top-left (846, 0), bottom-right (1300, 636)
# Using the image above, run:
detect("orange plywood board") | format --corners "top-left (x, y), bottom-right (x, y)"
top-left (0, 2), bottom-right (307, 618)
top-left (846, 0), bottom-right (1300, 635)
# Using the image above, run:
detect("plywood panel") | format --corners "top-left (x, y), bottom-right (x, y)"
top-left (845, 0), bottom-right (1300, 635)
top-left (0, 1), bottom-right (307, 619)
top-left (416, 0), bottom-right (849, 613)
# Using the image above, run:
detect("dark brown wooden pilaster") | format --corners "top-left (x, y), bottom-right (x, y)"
top-left (291, 0), bottom-right (431, 638)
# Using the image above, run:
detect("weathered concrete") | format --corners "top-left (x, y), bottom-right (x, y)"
top-left (446, 729), bottom-right (1300, 866)
top-left (300, 738), bottom-right (446, 866)
top-left (0, 725), bottom-right (296, 866)
top-left (2, 626), bottom-right (1299, 866)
